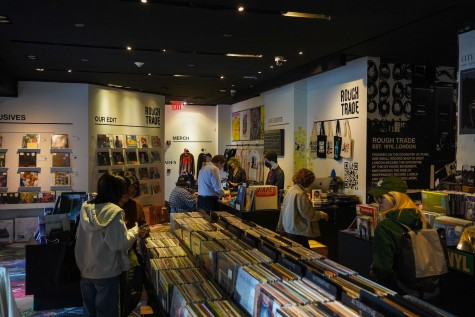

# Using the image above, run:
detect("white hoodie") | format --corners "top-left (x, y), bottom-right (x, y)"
top-left (75, 201), bottom-right (138, 279)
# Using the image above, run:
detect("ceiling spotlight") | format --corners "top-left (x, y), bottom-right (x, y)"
top-left (274, 56), bottom-right (285, 66)
top-left (237, 6), bottom-right (244, 12)
top-left (126, 46), bottom-right (132, 51)
top-left (134, 61), bottom-right (144, 67)
top-left (26, 55), bottom-right (38, 60)
top-left (35, 68), bottom-right (44, 72)
top-left (74, 23), bottom-right (85, 28)
top-left (67, 69), bottom-right (72, 73)
top-left (220, 75), bottom-right (224, 79)
top-left (0, 15), bottom-right (12, 24)
top-left (141, 0), bottom-right (148, 3)
top-left (299, 51), bottom-right (303, 55)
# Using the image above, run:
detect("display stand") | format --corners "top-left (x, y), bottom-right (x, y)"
top-left (25, 243), bottom-right (82, 310)
top-left (217, 201), bottom-right (279, 231)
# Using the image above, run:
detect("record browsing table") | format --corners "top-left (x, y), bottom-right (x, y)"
top-left (217, 201), bottom-right (280, 231)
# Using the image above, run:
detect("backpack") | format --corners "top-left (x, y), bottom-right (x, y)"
top-left (392, 220), bottom-right (449, 293)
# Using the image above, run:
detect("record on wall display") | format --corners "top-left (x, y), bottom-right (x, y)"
top-left (367, 100), bottom-right (377, 114)
top-left (378, 81), bottom-right (390, 101)
top-left (392, 64), bottom-right (405, 80)
top-left (367, 83), bottom-right (378, 99)
top-left (392, 82), bottom-right (404, 99)
top-left (368, 60), bottom-right (378, 83)
top-left (378, 100), bottom-right (390, 117)
top-left (379, 63), bottom-right (390, 80)
top-left (392, 99), bottom-right (403, 116)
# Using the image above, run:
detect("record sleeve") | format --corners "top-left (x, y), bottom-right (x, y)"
top-left (19, 192), bottom-right (38, 204)
top-left (51, 134), bottom-right (69, 149)
top-left (97, 151), bottom-right (111, 166)
top-left (138, 135), bottom-right (151, 148)
top-left (126, 151), bottom-right (138, 164)
top-left (150, 151), bottom-right (161, 163)
top-left (0, 152), bottom-right (5, 167)
top-left (139, 167), bottom-right (150, 180)
top-left (54, 171), bottom-right (71, 186)
top-left (113, 135), bottom-right (126, 148)
top-left (151, 136), bottom-right (161, 148)
top-left (138, 150), bottom-right (150, 164)
top-left (19, 151), bottom-right (37, 167)
top-left (38, 191), bottom-right (55, 203)
top-left (140, 182), bottom-right (150, 195)
top-left (20, 171), bottom-right (39, 187)
top-left (151, 181), bottom-right (161, 194)
top-left (150, 167), bottom-right (161, 179)
top-left (22, 133), bottom-right (40, 149)
top-left (96, 134), bottom-right (111, 148)
top-left (112, 151), bottom-right (125, 165)
top-left (52, 152), bottom-right (71, 167)
top-left (126, 135), bottom-right (138, 148)
top-left (0, 172), bottom-right (7, 187)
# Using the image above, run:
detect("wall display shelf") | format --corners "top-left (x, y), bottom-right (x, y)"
top-left (50, 167), bottom-right (73, 173)
top-left (18, 167), bottom-right (41, 173)
top-left (50, 185), bottom-right (73, 192)
top-left (0, 167), bottom-right (8, 172)
top-left (0, 149), bottom-right (7, 153)
top-left (0, 187), bottom-right (8, 193)
top-left (50, 148), bottom-right (72, 154)
top-left (17, 148), bottom-right (41, 153)
top-left (17, 186), bottom-right (41, 192)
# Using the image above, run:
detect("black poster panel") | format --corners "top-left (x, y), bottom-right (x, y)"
top-left (264, 129), bottom-right (284, 156)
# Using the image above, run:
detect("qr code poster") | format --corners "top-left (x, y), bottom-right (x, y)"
top-left (344, 161), bottom-right (358, 190)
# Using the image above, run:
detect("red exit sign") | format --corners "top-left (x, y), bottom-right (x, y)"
top-left (171, 101), bottom-right (183, 110)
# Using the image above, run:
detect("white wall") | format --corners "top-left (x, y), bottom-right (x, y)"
top-left (0, 81), bottom-right (89, 216)
top-left (88, 86), bottom-right (165, 206)
top-left (457, 29), bottom-right (475, 168)
top-left (306, 58), bottom-right (368, 200)
top-left (164, 105), bottom-right (218, 199)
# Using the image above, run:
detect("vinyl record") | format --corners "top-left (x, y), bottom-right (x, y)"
top-left (368, 60), bottom-right (379, 83)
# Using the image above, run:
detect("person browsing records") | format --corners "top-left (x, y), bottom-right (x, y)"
top-left (169, 175), bottom-right (197, 212)
top-left (264, 150), bottom-right (284, 191)
top-left (227, 157), bottom-right (247, 190)
top-left (197, 154), bottom-right (228, 211)
top-left (75, 172), bottom-right (139, 317)
top-left (277, 168), bottom-right (328, 248)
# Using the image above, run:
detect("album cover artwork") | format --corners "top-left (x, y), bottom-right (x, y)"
top-left (51, 134), bottom-right (69, 149)
top-left (112, 151), bottom-right (125, 165)
top-left (126, 135), bottom-right (138, 148)
top-left (19, 152), bottom-right (37, 167)
top-left (97, 151), bottom-right (111, 166)
top-left (126, 151), bottom-right (138, 164)
top-left (38, 191), bottom-right (55, 203)
top-left (140, 183), bottom-right (150, 195)
top-left (150, 151), bottom-right (161, 163)
top-left (0, 152), bottom-right (5, 167)
top-left (22, 133), bottom-right (40, 149)
top-left (150, 167), bottom-right (160, 179)
top-left (151, 181), bottom-right (161, 194)
top-left (52, 152), bottom-right (71, 167)
top-left (0, 134), bottom-right (3, 148)
top-left (112, 135), bottom-right (126, 149)
top-left (138, 135), bottom-right (150, 148)
top-left (0, 172), bottom-right (6, 187)
top-left (151, 136), bottom-right (161, 148)
top-left (139, 167), bottom-right (150, 180)
top-left (20, 171), bottom-right (39, 187)
top-left (54, 171), bottom-right (71, 186)
top-left (97, 134), bottom-right (111, 148)
top-left (19, 192), bottom-right (38, 204)
top-left (138, 151), bottom-right (150, 164)
top-left (127, 168), bottom-right (137, 178)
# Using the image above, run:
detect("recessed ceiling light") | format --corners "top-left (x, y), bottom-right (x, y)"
top-left (299, 51), bottom-right (303, 55)
top-left (0, 15), bottom-right (12, 24)
top-left (270, 65), bottom-right (274, 69)
top-left (220, 89), bottom-right (226, 93)
top-left (173, 74), bottom-right (191, 77)
top-left (281, 11), bottom-right (331, 20)
top-left (35, 68), bottom-right (44, 72)
top-left (187, 64), bottom-right (195, 67)
top-left (220, 75), bottom-right (224, 79)
top-left (126, 46), bottom-right (132, 51)
top-left (258, 71), bottom-right (262, 74)
top-left (67, 69), bottom-right (72, 73)
top-left (74, 23), bottom-right (85, 27)
top-left (162, 49), bottom-right (166, 52)
top-left (141, 0), bottom-right (148, 3)
top-left (237, 6), bottom-right (244, 12)
top-left (25, 55), bottom-right (38, 60)
top-left (80, 58), bottom-right (89, 62)
top-left (223, 33), bottom-right (232, 38)
top-left (108, 84), bottom-right (123, 88)
top-left (148, 73), bottom-right (152, 76)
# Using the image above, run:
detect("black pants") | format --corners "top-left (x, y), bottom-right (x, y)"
top-left (197, 195), bottom-right (219, 211)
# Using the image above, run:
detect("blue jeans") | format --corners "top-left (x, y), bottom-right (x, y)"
top-left (80, 276), bottom-right (120, 317)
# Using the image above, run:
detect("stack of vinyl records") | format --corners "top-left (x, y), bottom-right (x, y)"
top-left (184, 299), bottom-right (245, 317)
top-left (148, 231), bottom-right (176, 240)
top-left (189, 230), bottom-right (234, 257)
top-left (199, 239), bottom-right (252, 278)
top-left (169, 280), bottom-right (226, 316)
top-left (149, 256), bottom-right (198, 289)
top-left (175, 217), bottom-right (218, 247)
top-left (302, 258), bottom-right (357, 277)
top-left (157, 268), bottom-right (208, 313)
top-left (170, 211), bottom-right (206, 231)
top-left (280, 245), bottom-right (323, 260)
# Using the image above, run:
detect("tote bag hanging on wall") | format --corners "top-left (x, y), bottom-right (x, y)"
top-left (326, 121), bottom-right (334, 156)
top-left (333, 120), bottom-right (342, 161)
top-left (341, 119), bottom-right (353, 159)
top-left (317, 122), bottom-right (327, 158)
top-left (309, 122), bottom-right (319, 159)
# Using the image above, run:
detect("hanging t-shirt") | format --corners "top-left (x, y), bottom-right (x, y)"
top-left (179, 152), bottom-right (195, 175)
top-left (248, 148), bottom-right (264, 182)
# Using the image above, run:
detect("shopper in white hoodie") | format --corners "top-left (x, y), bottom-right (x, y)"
top-left (75, 172), bottom-right (139, 317)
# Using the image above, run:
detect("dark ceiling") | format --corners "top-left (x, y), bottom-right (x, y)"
top-left (0, 0), bottom-right (474, 105)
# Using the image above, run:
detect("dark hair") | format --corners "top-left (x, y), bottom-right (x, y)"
top-left (211, 154), bottom-right (226, 164)
top-left (265, 150), bottom-right (277, 163)
top-left (116, 170), bottom-right (140, 197)
top-left (93, 172), bottom-right (127, 204)
top-left (176, 175), bottom-right (190, 187)
top-left (292, 168), bottom-right (315, 188)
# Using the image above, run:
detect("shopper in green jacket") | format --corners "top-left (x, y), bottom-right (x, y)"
top-left (369, 176), bottom-right (440, 301)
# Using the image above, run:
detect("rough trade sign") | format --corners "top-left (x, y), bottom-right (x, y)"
top-left (145, 106), bottom-right (160, 126)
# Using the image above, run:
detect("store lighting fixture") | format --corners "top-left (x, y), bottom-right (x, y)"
top-left (126, 46), bottom-right (132, 51)
top-left (237, 6), bottom-right (244, 12)
top-left (225, 53), bottom-right (262, 58)
top-left (141, 0), bottom-right (148, 3)
top-left (108, 84), bottom-right (123, 88)
top-left (173, 74), bottom-right (191, 77)
top-left (35, 68), bottom-right (45, 72)
top-left (0, 15), bottom-right (12, 24)
top-left (220, 75), bottom-right (224, 79)
top-left (26, 55), bottom-right (38, 60)
top-left (67, 69), bottom-right (72, 73)
top-left (299, 51), bottom-right (303, 55)
top-left (281, 11), bottom-right (331, 20)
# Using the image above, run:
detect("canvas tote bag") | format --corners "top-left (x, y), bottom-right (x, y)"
top-left (316, 122), bottom-right (327, 158)
top-left (326, 121), bottom-right (334, 156)
top-left (333, 120), bottom-right (342, 160)
top-left (341, 119), bottom-right (353, 159)
top-left (309, 121), bottom-right (319, 159)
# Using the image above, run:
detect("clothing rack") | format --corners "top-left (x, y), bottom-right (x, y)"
top-left (313, 116), bottom-right (359, 124)
top-left (225, 143), bottom-right (264, 147)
